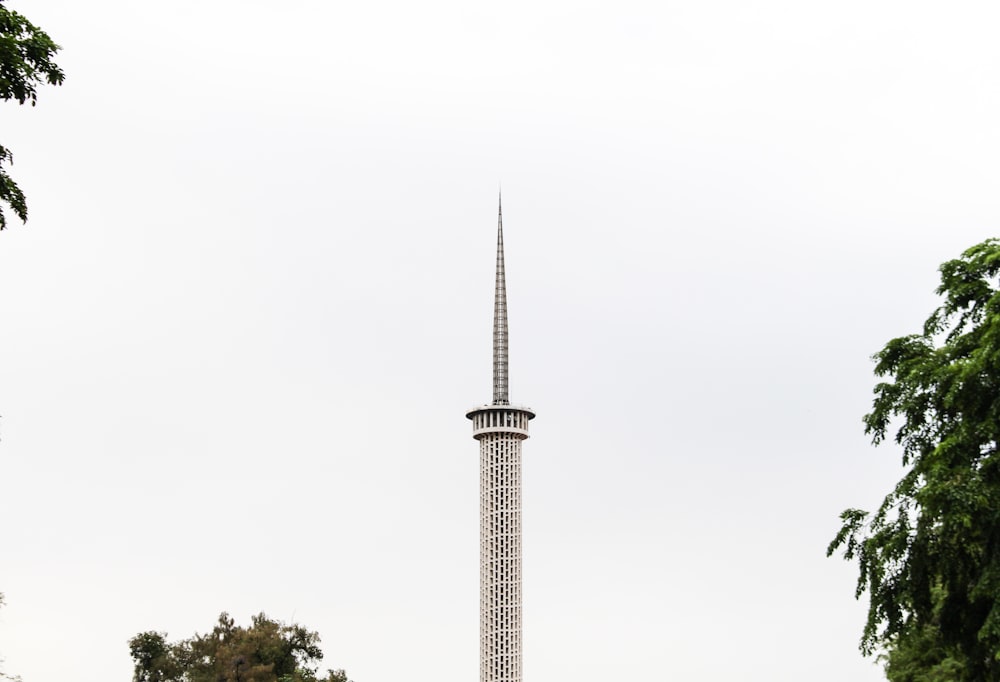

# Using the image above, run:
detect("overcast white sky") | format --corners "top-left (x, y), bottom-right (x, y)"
top-left (2, 1), bottom-right (999, 680)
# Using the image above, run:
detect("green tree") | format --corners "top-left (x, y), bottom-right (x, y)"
top-left (881, 587), bottom-right (964, 682)
top-left (0, 0), bottom-right (64, 229)
top-left (828, 238), bottom-right (1000, 680)
top-left (128, 613), bottom-right (351, 682)
top-left (129, 631), bottom-right (180, 682)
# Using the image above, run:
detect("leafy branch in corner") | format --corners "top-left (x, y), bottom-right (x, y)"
top-left (0, 0), bottom-right (64, 229)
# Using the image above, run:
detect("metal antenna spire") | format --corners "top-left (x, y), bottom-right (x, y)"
top-left (493, 191), bottom-right (509, 405)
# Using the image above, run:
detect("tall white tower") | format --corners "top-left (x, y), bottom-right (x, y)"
top-left (467, 196), bottom-right (535, 682)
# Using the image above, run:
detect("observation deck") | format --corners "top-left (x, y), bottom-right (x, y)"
top-left (466, 404), bottom-right (536, 440)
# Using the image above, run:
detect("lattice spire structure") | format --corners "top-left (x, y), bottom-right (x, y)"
top-left (493, 197), bottom-right (508, 405)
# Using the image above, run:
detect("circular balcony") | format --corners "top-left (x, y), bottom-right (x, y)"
top-left (466, 404), bottom-right (536, 440)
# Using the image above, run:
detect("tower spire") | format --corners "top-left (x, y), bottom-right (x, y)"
top-left (493, 191), bottom-right (509, 405)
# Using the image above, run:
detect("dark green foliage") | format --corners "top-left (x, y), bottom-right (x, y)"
top-left (0, 145), bottom-right (25, 228)
top-left (882, 587), bottom-right (964, 682)
top-left (0, 0), bottom-right (63, 229)
top-left (128, 613), bottom-right (352, 682)
top-left (883, 624), bottom-right (964, 682)
top-left (829, 239), bottom-right (1000, 679)
top-left (129, 631), bottom-right (180, 682)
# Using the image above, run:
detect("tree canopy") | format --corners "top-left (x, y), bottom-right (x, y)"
top-left (128, 612), bottom-right (351, 682)
top-left (828, 238), bottom-right (1000, 680)
top-left (0, 0), bottom-right (64, 229)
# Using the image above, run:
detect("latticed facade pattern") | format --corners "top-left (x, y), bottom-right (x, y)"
top-left (469, 408), bottom-right (532, 682)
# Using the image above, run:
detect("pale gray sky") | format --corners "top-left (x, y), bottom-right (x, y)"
top-left (2, 1), bottom-right (999, 680)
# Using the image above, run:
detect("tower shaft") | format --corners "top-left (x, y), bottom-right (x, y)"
top-left (479, 418), bottom-right (524, 682)
top-left (469, 407), bottom-right (532, 682)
